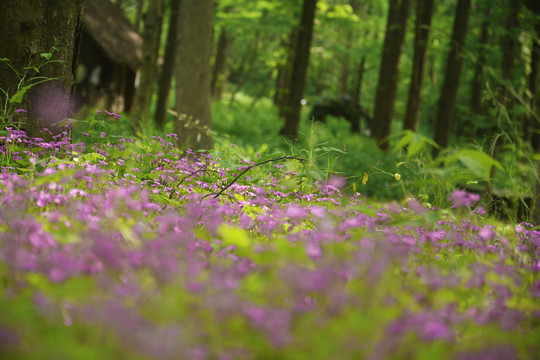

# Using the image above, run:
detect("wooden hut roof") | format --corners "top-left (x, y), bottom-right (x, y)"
top-left (82, 0), bottom-right (142, 70)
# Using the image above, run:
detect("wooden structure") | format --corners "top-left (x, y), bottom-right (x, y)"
top-left (76, 0), bottom-right (142, 112)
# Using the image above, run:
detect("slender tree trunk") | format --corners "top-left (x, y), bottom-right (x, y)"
top-left (132, 0), bottom-right (164, 136)
top-left (155, 0), bottom-right (181, 130)
top-left (432, 0), bottom-right (471, 154)
top-left (403, 0), bottom-right (434, 133)
top-left (175, 0), bottom-right (214, 150)
top-left (228, 32), bottom-right (260, 108)
top-left (212, 28), bottom-right (231, 100)
top-left (0, 0), bottom-right (84, 140)
top-left (521, 1), bottom-right (540, 223)
top-left (528, 23), bottom-right (540, 150)
top-left (338, 32), bottom-right (353, 95)
top-left (500, 1), bottom-right (521, 108)
top-left (248, 69), bottom-right (274, 112)
top-left (136, 0), bottom-right (146, 32)
top-left (351, 56), bottom-right (366, 107)
top-left (279, 0), bottom-right (317, 140)
top-left (274, 29), bottom-right (298, 113)
top-left (470, 13), bottom-right (490, 117)
top-left (372, 0), bottom-right (411, 150)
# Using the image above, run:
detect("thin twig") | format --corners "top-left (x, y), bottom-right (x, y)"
top-left (207, 155), bottom-right (307, 200)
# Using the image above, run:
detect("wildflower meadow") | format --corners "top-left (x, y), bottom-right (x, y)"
top-left (0, 119), bottom-right (538, 360)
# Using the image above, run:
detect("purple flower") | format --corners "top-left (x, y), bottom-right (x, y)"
top-left (14, 108), bottom-right (27, 113)
top-left (448, 190), bottom-right (481, 208)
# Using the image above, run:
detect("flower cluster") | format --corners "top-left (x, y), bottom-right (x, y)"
top-left (0, 127), bottom-right (538, 359)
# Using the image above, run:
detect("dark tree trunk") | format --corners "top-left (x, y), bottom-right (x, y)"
top-left (0, 0), bottom-right (84, 139)
top-left (500, 1), bottom-right (521, 108)
top-left (211, 28), bottom-right (231, 100)
top-left (432, 0), bottom-right (471, 154)
top-left (521, 1), bottom-right (540, 224)
top-left (279, 0), bottom-right (317, 141)
top-left (470, 12), bottom-right (490, 117)
top-left (175, 0), bottom-right (214, 150)
top-left (528, 23), bottom-right (540, 150)
top-left (403, 0), bottom-right (434, 133)
top-left (228, 32), bottom-right (260, 108)
top-left (155, 0), bottom-right (181, 130)
top-left (351, 56), bottom-right (366, 106)
top-left (132, 0), bottom-right (164, 136)
top-left (372, 0), bottom-right (412, 150)
top-left (274, 29), bottom-right (298, 113)
top-left (338, 32), bottom-right (353, 96)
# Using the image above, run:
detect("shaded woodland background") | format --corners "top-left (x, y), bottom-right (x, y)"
top-left (1, 0), bottom-right (540, 218)
top-left (82, 0), bottom-right (540, 153)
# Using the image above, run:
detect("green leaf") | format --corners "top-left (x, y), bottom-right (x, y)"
top-left (446, 149), bottom-right (503, 180)
top-left (9, 85), bottom-right (32, 104)
top-left (40, 52), bottom-right (53, 60)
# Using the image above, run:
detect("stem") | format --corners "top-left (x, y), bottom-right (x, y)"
top-left (208, 155), bottom-right (307, 199)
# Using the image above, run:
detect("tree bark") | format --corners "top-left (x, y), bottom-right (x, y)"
top-left (372, 0), bottom-right (411, 150)
top-left (279, 0), bottom-right (317, 141)
top-left (175, 0), bottom-right (214, 150)
top-left (0, 0), bottom-right (84, 139)
top-left (135, 0), bottom-right (146, 32)
top-left (132, 0), bottom-right (164, 136)
top-left (274, 29), bottom-right (298, 113)
top-left (211, 28), bottom-right (231, 100)
top-left (338, 32), bottom-right (353, 96)
top-left (403, 0), bottom-right (434, 133)
top-left (500, 1), bottom-right (521, 108)
top-left (155, 0), bottom-right (181, 130)
top-left (228, 32), bottom-right (260, 108)
top-left (432, 0), bottom-right (471, 154)
top-left (528, 23), bottom-right (540, 150)
top-left (470, 12), bottom-right (490, 117)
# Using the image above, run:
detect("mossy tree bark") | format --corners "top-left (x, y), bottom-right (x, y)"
top-left (0, 0), bottom-right (84, 139)
top-left (175, 0), bottom-right (214, 151)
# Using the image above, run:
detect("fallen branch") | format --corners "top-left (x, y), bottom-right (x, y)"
top-left (206, 155), bottom-right (307, 200)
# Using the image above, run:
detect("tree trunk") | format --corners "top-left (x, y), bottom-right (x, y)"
top-left (432, 0), bottom-right (471, 154)
top-left (372, 0), bottom-right (411, 150)
top-left (212, 28), bottom-right (231, 100)
top-left (279, 0), bottom-right (317, 141)
top-left (351, 56), bottom-right (366, 107)
top-left (338, 32), bottom-right (353, 96)
top-left (403, 0), bottom-right (434, 133)
top-left (522, 1), bottom-right (540, 224)
top-left (228, 32), bottom-right (260, 108)
top-left (500, 1), bottom-right (521, 108)
top-left (136, 0), bottom-right (146, 32)
top-left (155, 0), bottom-right (181, 130)
top-left (467, 8), bottom-right (491, 140)
top-left (132, 0), bottom-right (164, 136)
top-left (528, 23), bottom-right (540, 150)
top-left (274, 29), bottom-right (298, 113)
top-left (175, 0), bottom-right (214, 150)
top-left (0, 0), bottom-right (84, 139)
top-left (470, 12), bottom-right (490, 117)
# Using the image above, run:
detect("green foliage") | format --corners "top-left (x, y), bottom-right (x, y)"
top-left (0, 45), bottom-right (61, 128)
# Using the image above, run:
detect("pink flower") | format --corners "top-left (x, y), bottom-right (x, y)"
top-left (448, 190), bottom-right (481, 208)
